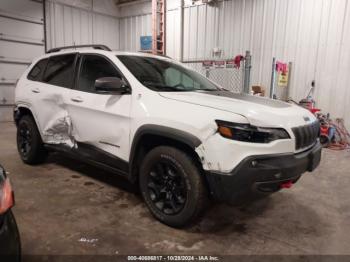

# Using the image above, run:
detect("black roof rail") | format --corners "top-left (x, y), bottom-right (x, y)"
top-left (47, 44), bottom-right (111, 53)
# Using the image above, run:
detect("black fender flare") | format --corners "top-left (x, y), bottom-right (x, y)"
top-left (129, 124), bottom-right (202, 180)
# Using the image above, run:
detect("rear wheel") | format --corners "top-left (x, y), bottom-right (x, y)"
top-left (16, 115), bottom-right (47, 165)
top-left (139, 146), bottom-right (208, 227)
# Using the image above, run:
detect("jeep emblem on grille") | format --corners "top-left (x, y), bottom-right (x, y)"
top-left (303, 116), bottom-right (310, 122)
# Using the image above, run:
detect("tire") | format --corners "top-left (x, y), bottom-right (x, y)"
top-left (16, 115), bottom-right (47, 165)
top-left (139, 146), bottom-right (208, 227)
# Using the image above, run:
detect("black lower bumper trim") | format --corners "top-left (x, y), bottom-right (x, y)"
top-left (205, 141), bottom-right (322, 204)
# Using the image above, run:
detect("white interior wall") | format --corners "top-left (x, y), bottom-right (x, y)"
top-left (164, 0), bottom-right (350, 130)
top-left (118, 1), bottom-right (152, 51)
top-left (46, 0), bottom-right (120, 50)
top-left (48, 0), bottom-right (120, 17)
top-left (121, 0), bottom-right (350, 129)
top-left (46, 0), bottom-right (153, 51)
top-left (0, 0), bottom-right (44, 121)
top-left (4, 0), bottom-right (350, 129)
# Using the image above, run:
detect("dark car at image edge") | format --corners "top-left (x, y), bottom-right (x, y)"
top-left (0, 164), bottom-right (21, 262)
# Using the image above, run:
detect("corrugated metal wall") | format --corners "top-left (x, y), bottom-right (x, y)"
top-left (46, 0), bottom-right (120, 50)
top-left (5, 0), bottom-right (350, 128)
top-left (165, 0), bottom-right (350, 129)
top-left (119, 14), bottom-right (152, 51)
top-left (0, 0), bottom-right (44, 121)
top-left (119, 0), bottom-right (350, 128)
top-left (46, 0), bottom-right (152, 52)
top-left (118, 1), bottom-right (152, 51)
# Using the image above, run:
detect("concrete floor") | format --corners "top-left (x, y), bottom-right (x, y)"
top-left (1, 121), bottom-right (350, 256)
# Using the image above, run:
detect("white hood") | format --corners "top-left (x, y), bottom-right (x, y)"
top-left (159, 91), bottom-right (316, 129)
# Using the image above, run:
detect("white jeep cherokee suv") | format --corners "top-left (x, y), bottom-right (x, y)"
top-left (14, 45), bottom-right (322, 227)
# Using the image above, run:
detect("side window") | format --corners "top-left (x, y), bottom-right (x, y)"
top-left (43, 54), bottom-right (76, 88)
top-left (77, 55), bottom-right (122, 93)
top-left (27, 59), bottom-right (48, 81)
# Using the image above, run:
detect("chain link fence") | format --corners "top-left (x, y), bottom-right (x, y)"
top-left (182, 52), bottom-right (251, 94)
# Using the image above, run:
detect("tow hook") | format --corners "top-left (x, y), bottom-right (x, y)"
top-left (280, 181), bottom-right (293, 189)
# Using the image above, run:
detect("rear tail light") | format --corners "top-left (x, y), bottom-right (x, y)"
top-left (280, 181), bottom-right (293, 189)
top-left (0, 178), bottom-right (14, 214)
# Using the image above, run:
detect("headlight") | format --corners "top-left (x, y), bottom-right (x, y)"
top-left (216, 120), bottom-right (290, 143)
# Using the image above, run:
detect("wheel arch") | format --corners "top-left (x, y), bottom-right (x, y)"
top-left (129, 125), bottom-right (203, 183)
top-left (14, 105), bottom-right (44, 139)
top-left (14, 105), bottom-right (35, 126)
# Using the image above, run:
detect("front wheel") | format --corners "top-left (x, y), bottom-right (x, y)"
top-left (139, 146), bottom-right (208, 227)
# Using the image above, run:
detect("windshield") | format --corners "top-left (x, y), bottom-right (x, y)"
top-left (117, 55), bottom-right (221, 92)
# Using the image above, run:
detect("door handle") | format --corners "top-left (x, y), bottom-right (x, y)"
top-left (71, 97), bottom-right (84, 103)
top-left (31, 88), bottom-right (40, 93)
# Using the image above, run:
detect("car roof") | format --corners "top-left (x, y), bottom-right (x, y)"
top-left (36, 48), bottom-right (169, 61)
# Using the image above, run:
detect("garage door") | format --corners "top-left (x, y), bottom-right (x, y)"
top-left (0, 0), bottom-right (44, 121)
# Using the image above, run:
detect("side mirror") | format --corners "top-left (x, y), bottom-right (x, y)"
top-left (95, 77), bottom-right (131, 94)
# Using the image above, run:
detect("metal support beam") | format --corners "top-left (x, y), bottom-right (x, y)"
top-left (0, 57), bottom-right (31, 65)
top-left (0, 79), bottom-right (18, 85)
top-left (0, 10), bottom-right (43, 25)
top-left (0, 33), bottom-right (44, 46)
top-left (179, 0), bottom-right (184, 62)
top-left (243, 50), bottom-right (251, 94)
top-left (286, 62), bottom-right (292, 99)
top-left (270, 57), bottom-right (276, 99)
top-left (43, 0), bottom-right (47, 53)
top-left (152, 0), bottom-right (166, 55)
top-left (152, 0), bottom-right (157, 54)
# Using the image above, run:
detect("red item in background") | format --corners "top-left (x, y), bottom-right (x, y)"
top-left (310, 108), bottom-right (321, 114)
top-left (233, 55), bottom-right (244, 69)
top-left (320, 125), bottom-right (329, 137)
top-left (280, 181), bottom-right (293, 189)
top-left (276, 61), bottom-right (288, 74)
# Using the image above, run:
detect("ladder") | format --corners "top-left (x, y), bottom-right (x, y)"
top-left (152, 0), bottom-right (166, 55)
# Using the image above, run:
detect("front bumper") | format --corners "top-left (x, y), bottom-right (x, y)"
top-left (205, 141), bottom-right (322, 204)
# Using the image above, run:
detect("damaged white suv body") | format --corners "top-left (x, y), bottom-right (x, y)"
top-left (14, 45), bottom-right (322, 227)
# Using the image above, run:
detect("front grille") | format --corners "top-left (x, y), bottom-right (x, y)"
top-left (292, 121), bottom-right (320, 150)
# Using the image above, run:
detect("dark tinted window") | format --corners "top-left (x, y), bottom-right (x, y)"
top-left (43, 54), bottom-right (76, 88)
top-left (77, 55), bottom-right (121, 93)
top-left (118, 55), bottom-right (220, 92)
top-left (28, 58), bottom-right (48, 81)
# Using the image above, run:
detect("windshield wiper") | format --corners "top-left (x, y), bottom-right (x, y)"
top-left (193, 88), bottom-right (219, 92)
top-left (145, 84), bottom-right (186, 92)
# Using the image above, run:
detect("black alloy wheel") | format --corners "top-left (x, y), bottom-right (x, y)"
top-left (147, 160), bottom-right (187, 215)
top-left (16, 115), bottom-right (47, 165)
top-left (18, 122), bottom-right (32, 158)
top-left (140, 146), bottom-right (208, 227)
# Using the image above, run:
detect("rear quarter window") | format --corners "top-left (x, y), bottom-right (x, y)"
top-left (43, 54), bottom-right (76, 88)
top-left (27, 58), bottom-right (48, 81)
